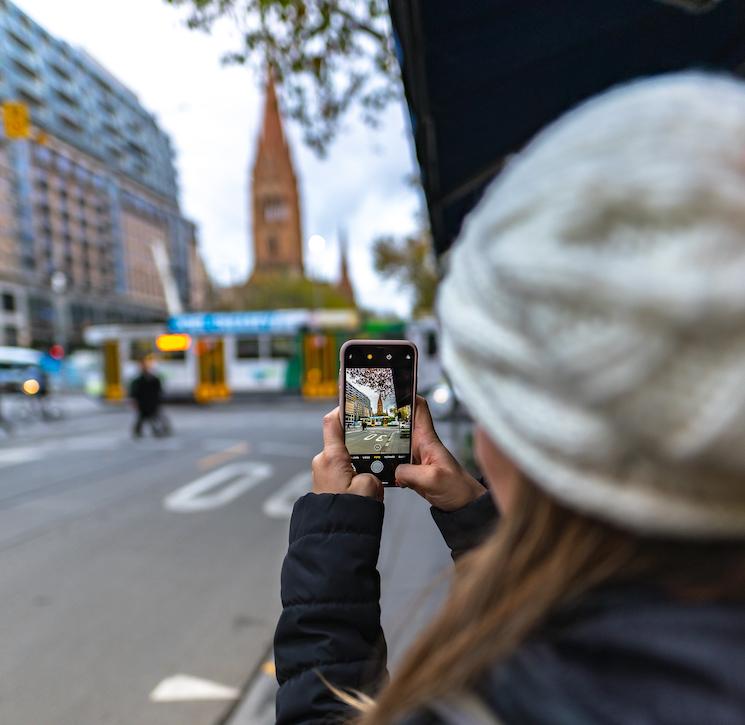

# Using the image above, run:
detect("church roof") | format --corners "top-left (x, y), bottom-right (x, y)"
top-left (259, 70), bottom-right (286, 152)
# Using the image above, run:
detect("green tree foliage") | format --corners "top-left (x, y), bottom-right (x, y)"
top-left (348, 366), bottom-right (394, 401)
top-left (223, 273), bottom-right (353, 310)
top-left (164, 0), bottom-right (399, 154)
top-left (372, 231), bottom-right (438, 316)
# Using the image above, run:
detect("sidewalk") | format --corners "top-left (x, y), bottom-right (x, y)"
top-left (226, 491), bottom-right (453, 724)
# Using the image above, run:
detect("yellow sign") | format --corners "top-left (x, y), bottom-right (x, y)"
top-left (2, 101), bottom-right (30, 139)
top-left (156, 333), bottom-right (192, 353)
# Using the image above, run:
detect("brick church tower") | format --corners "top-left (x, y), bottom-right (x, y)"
top-left (250, 71), bottom-right (303, 278)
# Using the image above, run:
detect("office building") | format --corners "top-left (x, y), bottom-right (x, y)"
top-left (0, 0), bottom-right (208, 347)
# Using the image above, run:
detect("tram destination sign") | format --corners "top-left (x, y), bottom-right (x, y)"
top-left (168, 310), bottom-right (359, 335)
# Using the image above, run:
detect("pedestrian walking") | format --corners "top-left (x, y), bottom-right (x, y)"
top-left (129, 357), bottom-right (169, 438)
top-left (274, 73), bottom-right (745, 725)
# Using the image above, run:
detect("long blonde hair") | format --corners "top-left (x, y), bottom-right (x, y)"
top-left (348, 480), bottom-right (745, 724)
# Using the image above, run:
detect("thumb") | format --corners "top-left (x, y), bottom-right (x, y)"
top-left (394, 463), bottom-right (433, 494)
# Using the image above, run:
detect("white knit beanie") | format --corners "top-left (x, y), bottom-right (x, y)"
top-left (438, 72), bottom-right (745, 538)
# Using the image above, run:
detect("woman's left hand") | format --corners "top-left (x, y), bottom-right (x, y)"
top-left (312, 408), bottom-right (384, 502)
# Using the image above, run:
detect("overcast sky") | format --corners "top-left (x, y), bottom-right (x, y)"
top-left (13, 0), bottom-right (421, 316)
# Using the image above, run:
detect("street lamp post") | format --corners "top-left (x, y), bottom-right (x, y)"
top-left (50, 270), bottom-right (68, 352)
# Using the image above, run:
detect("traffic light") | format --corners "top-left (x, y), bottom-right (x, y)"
top-left (49, 344), bottom-right (65, 361)
top-left (2, 101), bottom-right (30, 140)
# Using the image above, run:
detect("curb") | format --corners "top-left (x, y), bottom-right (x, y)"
top-left (222, 650), bottom-right (277, 725)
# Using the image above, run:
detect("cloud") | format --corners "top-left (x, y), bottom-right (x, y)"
top-left (13, 0), bottom-right (420, 316)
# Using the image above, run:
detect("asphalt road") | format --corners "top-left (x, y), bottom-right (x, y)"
top-left (345, 426), bottom-right (409, 455)
top-left (0, 399), bottom-right (331, 725)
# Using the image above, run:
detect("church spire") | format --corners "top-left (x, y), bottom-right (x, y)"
top-left (337, 228), bottom-right (356, 306)
top-left (260, 68), bottom-right (285, 151)
top-left (250, 67), bottom-right (304, 278)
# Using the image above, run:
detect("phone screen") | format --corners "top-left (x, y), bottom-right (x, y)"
top-left (342, 342), bottom-right (416, 485)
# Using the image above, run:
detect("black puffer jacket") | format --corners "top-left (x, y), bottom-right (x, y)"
top-left (274, 492), bottom-right (745, 724)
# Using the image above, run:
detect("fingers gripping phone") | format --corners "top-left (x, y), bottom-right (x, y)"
top-left (339, 340), bottom-right (417, 486)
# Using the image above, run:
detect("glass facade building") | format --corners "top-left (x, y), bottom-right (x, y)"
top-left (0, 0), bottom-right (207, 347)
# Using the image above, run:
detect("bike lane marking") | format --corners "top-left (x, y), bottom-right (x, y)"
top-left (197, 441), bottom-right (250, 471)
top-left (164, 462), bottom-right (273, 512)
top-left (262, 470), bottom-right (312, 519)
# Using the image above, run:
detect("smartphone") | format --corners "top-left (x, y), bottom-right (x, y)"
top-left (339, 339), bottom-right (417, 486)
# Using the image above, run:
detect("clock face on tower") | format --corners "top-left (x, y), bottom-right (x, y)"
top-left (263, 197), bottom-right (289, 223)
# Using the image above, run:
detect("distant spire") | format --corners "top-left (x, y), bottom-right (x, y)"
top-left (260, 65), bottom-right (286, 151)
top-left (337, 228), bottom-right (356, 306)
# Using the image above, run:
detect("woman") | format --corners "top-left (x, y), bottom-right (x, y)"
top-left (274, 73), bottom-right (745, 724)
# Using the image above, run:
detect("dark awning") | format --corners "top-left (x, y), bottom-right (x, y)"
top-left (389, 1), bottom-right (745, 257)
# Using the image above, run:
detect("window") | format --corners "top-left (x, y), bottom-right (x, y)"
top-left (158, 350), bottom-right (185, 362)
top-left (263, 197), bottom-right (288, 222)
top-left (3, 326), bottom-right (18, 346)
top-left (130, 339), bottom-right (155, 361)
top-left (2, 292), bottom-right (16, 312)
top-left (270, 336), bottom-right (296, 359)
top-left (236, 337), bottom-right (260, 359)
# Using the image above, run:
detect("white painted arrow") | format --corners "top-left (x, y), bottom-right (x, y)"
top-left (164, 462), bottom-right (273, 512)
top-left (263, 470), bottom-right (312, 519)
top-left (150, 674), bottom-right (239, 702)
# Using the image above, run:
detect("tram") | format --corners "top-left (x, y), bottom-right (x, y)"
top-left (83, 309), bottom-right (407, 403)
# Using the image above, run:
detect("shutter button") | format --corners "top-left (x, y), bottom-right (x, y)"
top-left (370, 460), bottom-right (384, 474)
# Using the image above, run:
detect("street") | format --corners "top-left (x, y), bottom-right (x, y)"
top-left (345, 425), bottom-right (410, 455)
top-left (0, 399), bottom-right (325, 725)
top-left (0, 399), bottom-right (455, 725)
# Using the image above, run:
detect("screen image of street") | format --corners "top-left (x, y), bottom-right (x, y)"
top-left (344, 367), bottom-right (412, 455)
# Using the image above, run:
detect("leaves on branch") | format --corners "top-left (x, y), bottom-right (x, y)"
top-left (373, 231), bottom-right (438, 316)
top-left (221, 272), bottom-right (353, 310)
top-left (164, 0), bottom-right (400, 154)
top-left (348, 366), bottom-right (394, 401)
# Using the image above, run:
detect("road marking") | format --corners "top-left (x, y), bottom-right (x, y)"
top-left (0, 448), bottom-right (39, 468)
top-left (364, 434), bottom-right (376, 440)
top-left (262, 471), bottom-right (312, 519)
top-left (164, 462), bottom-right (273, 512)
top-left (198, 441), bottom-right (250, 471)
top-left (150, 674), bottom-right (239, 702)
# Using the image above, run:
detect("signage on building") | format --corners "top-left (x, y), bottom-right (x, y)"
top-left (2, 101), bottom-right (30, 139)
top-left (168, 309), bottom-right (359, 335)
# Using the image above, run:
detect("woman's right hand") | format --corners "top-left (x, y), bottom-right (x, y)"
top-left (312, 408), bottom-right (384, 502)
top-left (395, 396), bottom-right (485, 511)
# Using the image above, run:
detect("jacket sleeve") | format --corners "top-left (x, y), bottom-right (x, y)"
top-left (430, 491), bottom-right (499, 560)
top-left (274, 492), bottom-right (388, 724)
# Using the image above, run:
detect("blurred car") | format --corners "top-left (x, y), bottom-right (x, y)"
top-left (0, 347), bottom-right (43, 394)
